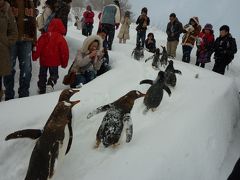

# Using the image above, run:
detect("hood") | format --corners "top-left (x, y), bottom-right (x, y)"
top-left (81, 35), bottom-right (103, 54)
top-left (0, 1), bottom-right (10, 13)
top-left (190, 16), bottom-right (199, 25)
top-left (48, 18), bottom-right (66, 35)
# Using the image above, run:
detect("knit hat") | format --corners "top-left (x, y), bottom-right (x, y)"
top-left (220, 25), bottom-right (230, 32)
top-left (203, 23), bottom-right (213, 31)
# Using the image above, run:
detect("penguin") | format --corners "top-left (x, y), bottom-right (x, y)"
top-left (23, 100), bottom-right (80, 180)
top-left (5, 88), bottom-right (79, 141)
top-left (131, 42), bottom-right (144, 60)
top-left (87, 90), bottom-right (145, 148)
top-left (145, 48), bottom-right (161, 69)
top-left (160, 46), bottom-right (168, 67)
top-left (164, 60), bottom-right (182, 87)
top-left (140, 71), bottom-right (171, 112)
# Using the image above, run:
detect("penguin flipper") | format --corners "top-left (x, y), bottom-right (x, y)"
top-left (123, 113), bottom-right (133, 143)
top-left (140, 79), bottom-right (153, 85)
top-left (65, 123), bottom-right (73, 155)
top-left (174, 69), bottom-right (182, 75)
top-left (5, 129), bottom-right (42, 141)
top-left (145, 55), bottom-right (154, 63)
top-left (163, 85), bottom-right (171, 97)
top-left (87, 104), bottom-right (112, 119)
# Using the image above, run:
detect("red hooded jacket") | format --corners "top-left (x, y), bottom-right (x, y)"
top-left (32, 19), bottom-right (69, 68)
top-left (83, 6), bottom-right (95, 24)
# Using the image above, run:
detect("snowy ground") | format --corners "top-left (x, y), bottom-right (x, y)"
top-left (0, 17), bottom-right (240, 180)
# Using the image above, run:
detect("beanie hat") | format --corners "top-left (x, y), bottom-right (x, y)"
top-left (169, 13), bottom-right (176, 18)
top-left (203, 23), bottom-right (213, 31)
top-left (141, 7), bottom-right (148, 14)
top-left (220, 25), bottom-right (230, 32)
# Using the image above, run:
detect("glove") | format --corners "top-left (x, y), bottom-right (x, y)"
top-left (115, 23), bottom-right (120, 30)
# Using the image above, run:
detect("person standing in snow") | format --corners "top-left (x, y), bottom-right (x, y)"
top-left (117, 11), bottom-right (131, 44)
top-left (195, 23), bottom-right (215, 68)
top-left (181, 16), bottom-right (201, 63)
top-left (32, 19), bottom-right (69, 94)
top-left (0, 0), bottom-right (18, 101)
top-left (166, 13), bottom-right (183, 59)
top-left (136, 7), bottom-right (150, 48)
top-left (69, 35), bottom-right (104, 88)
top-left (145, 32), bottom-right (156, 53)
top-left (100, 0), bottom-right (121, 50)
top-left (4, 0), bottom-right (39, 100)
top-left (82, 5), bottom-right (94, 37)
top-left (212, 25), bottom-right (237, 75)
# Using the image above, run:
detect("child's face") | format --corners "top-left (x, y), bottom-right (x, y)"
top-left (190, 20), bottom-right (196, 26)
top-left (89, 41), bottom-right (99, 52)
top-left (220, 30), bottom-right (228, 37)
top-left (204, 29), bottom-right (211, 34)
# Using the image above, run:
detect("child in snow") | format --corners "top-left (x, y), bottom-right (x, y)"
top-left (97, 28), bottom-right (111, 76)
top-left (145, 32), bottom-right (156, 53)
top-left (181, 17), bottom-right (201, 63)
top-left (82, 5), bottom-right (94, 36)
top-left (117, 11), bottom-right (131, 44)
top-left (69, 35), bottom-right (104, 88)
top-left (32, 18), bottom-right (69, 94)
top-left (136, 7), bottom-right (150, 48)
top-left (212, 25), bottom-right (237, 75)
top-left (0, 0), bottom-right (18, 101)
top-left (195, 23), bottom-right (215, 68)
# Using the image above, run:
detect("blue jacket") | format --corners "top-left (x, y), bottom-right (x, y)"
top-left (101, 4), bottom-right (120, 25)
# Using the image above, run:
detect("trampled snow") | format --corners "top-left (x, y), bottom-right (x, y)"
top-left (0, 14), bottom-right (240, 180)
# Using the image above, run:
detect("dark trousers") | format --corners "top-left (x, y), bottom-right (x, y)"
top-left (102, 24), bottom-right (115, 50)
top-left (70, 70), bottom-right (96, 88)
top-left (212, 58), bottom-right (230, 75)
top-left (4, 41), bottom-right (32, 100)
top-left (228, 158), bottom-right (240, 180)
top-left (195, 61), bottom-right (205, 68)
top-left (38, 66), bottom-right (59, 92)
top-left (82, 23), bottom-right (93, 36)
top-left (182, 45), bottom-right (193, 63)
top-left (136, 30), bottom-right (146, 48)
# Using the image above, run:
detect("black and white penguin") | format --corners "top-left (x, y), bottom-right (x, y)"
top-left (165, 60), bottom-right (182, 87)
top-left (87, 90), bottom-right (145, 148)
top-left (5, 89), bottom-right (79, 141)
top-left (160, 46), bottom-right (168, 67)
top-left (140, 71), bottom-right (171, 112)
top-left (145, 48), bottom-right (161, 69)
top-left (131, 42), bottom-right (144, 60)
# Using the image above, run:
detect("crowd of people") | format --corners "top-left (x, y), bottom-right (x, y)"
top-left (0, 0), bottom-right (238, 101)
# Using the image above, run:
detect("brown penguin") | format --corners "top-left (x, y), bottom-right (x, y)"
top-left (5, 89), bottom-right (80, 141)
top-left (87, 90), bottom-right (145, 148)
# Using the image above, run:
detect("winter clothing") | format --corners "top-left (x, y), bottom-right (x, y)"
top-left (166, 17), bottom-right (183, 42)
top-left (167, 41), bottom-right (179, 58)
top-left (228, 158), bottom-right (240, 180)
top-left (182, 17), bottom-right (201, 63)
top-left (117, 15), bottom-right (131, 42)
top-left (195, 27), bottom-right (215, 68)
top-left (145, 33), bottom-right (156, 53)
top-left (32, 19), bottom-right (69, 93)
top-left (220, 25), bottom-right (229, 32)
top-left (212, 33), bottom-right (237, 75)
top-left (136, 13), bottom-right (150, 47)
top-left (36, 5), bottom-right (52, 32)
top-left (69, 35), bottom-right (104, 87)
top-left (82, 6), bottom-right (94, 36)
top-left (0, 1), bottom-right (18, 77)
top-left (101, 3), bottom-right (121, 50)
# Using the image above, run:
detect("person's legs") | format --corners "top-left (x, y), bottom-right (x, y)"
top-left (37, 66), bottom-right (48, 94)
top-left (182, 45), bottom-right (192, 63)
top-left (17, 41), bottom-right (32, 98)
top-left (140, 31), bottom-right (146, 48)
top-left (107, 25), bottom-right (115, 50)
top-left (123, 39), bottom-right (126, 44)
top-left (70, 73), bottom-right (86, 88)
top-left (4, 42), bottom-right (17, 100)
top-left (167, 41), bottom-right (172, 57)
top-left (85, 70), bottom-right (96, 83)
top-left (171, 41), bottom-right (179, 58)
top-left (0, 77), bottom-right (3, 101)
top-left (47, 66), bottom-right (59, 88)
top-left (212, 59), bottom-right (226, 75)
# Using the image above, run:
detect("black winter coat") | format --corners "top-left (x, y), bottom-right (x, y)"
top-left (136, 15), bottom-right (150, 32)
top-left (166, 18), bottom-right (183, 41)
top-left (214, 34), bottom-right (237, 64)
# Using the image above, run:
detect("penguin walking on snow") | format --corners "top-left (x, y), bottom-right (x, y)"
top-left (145, 48), bottom-right (161, 69)
top-left (140, 71), bottom-right (171, 112)
top-left (164, 60), bottom-right (182, 87)
top-left (160, 46), bottom-right (168, 67)
top-left (87, 90), bottom-right (145, 148)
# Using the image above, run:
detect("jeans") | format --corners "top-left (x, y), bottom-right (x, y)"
top-left (136, 30), bottom-right (146, 48)
top-left (70, 70), bottom-right (96, 88)
top-left (102, 24), bottom-right (115, 50)
top-left (82, 23), bottom-right (93, 36)
top-left (182, 45), bottom-right (193, 63)
top-left (4, 41), bottom-right (32, 100)
top-left (38, 66), bottom-right (59, 92)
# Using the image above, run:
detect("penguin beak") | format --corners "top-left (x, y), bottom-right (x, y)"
top-left (71, 100), bottom-right (80, 106)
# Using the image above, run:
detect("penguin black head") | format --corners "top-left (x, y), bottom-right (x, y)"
top-left (157, 71), bottom-right (166, 81)
top-left (169, 60), bottom-right (173, 65)
top-left (58, 89), bottom-right (80, 102)
top-left (155, 48), bottom-right (160, 55)
top-left (161, 46), bottom-right (167, 52)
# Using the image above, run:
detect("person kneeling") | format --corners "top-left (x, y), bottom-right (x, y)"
top-left (69, 35), bottom-right (104, 88)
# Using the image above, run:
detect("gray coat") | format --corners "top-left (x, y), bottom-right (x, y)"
top-left (0, 2), bottom-right (18, 76)
top-left (101, 4), bottom-right (120, 25)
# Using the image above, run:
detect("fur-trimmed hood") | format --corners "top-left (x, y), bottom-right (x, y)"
top-left (190, 16), bottom-right (199, 25)
top-left (0, 1), bottom-right (10, 14)
top-left (81, 35), bottom-right (103, 54)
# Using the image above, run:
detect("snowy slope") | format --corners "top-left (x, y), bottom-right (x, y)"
top-left (1, 17), bottom-right (240, 180)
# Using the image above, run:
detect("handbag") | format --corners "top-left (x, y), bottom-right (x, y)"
top-left (63, 72), bottom-right (76, 85)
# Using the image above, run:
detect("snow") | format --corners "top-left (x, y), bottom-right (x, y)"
top-left (0, 11), bottom-right (240, 180)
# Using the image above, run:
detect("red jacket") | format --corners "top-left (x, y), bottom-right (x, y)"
top-left (83, 10), bottom-right (94, 24)
top-left (32, 19), bottom-right (69, 68)
top-left (198, 31), bottom-right (215, 50)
